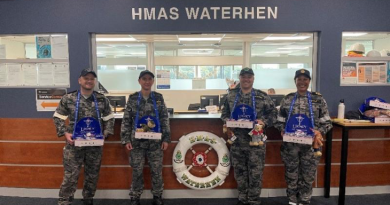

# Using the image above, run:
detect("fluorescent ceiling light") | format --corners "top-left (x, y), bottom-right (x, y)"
top-left (117, 53), bottom-right (146, 55)
top-left (182, 49), bottom-right (214, 51)
top-left (342, 32), bottom-right (367, 37)
top-left (277, 47), bottom-right (309, 50)
top-left (265, 51), bottom-right (292, 54)
top-left (182, 49), bottom-right (214, 55)
top-left (179, 38), bottom-right (222, 41)
top-left (96, 38), bottom-right (136, 42)
top-left (263, 36), bottom-right (311, 41)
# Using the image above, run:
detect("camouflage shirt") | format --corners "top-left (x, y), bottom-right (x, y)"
top-left (221, 87), bottom-right (277, 129)
top-left (53, 90), bottom-right (115, 137)
top-left (275, 92), bottom-right (332, 135)
top-left (120, 91), bottom-right (171, 147)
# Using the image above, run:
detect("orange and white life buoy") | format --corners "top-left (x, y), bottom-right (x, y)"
top-left (172, 131), bottom-right (230, 190)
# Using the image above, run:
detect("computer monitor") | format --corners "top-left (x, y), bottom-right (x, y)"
top-left (167, 108), bottom-right (174, 115)
top-left (200, 95), bottom-right (220, 109)
top-left (269, 94), bottom-right (285, 106)
top-left (106, 96), bottom-right (126, 113)
top-left (219, 94), bottom-right (228, 109)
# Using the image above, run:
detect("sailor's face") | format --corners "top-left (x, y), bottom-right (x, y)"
top-left (79, 74), bottom-right (96, 91)
top-left (239, 74), bottom-right (254, 90)
top-left (138, 74), bottom-right (154, 91)
top-left (295, 75), bottom-right (310, 93)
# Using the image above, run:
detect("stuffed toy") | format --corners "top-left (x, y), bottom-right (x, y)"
top-left (313, 133), bottom-right (323, 157)
top-left (248, 123), bottom-right (266, 146)
top-left (223, 124), bottom-right (237, 144)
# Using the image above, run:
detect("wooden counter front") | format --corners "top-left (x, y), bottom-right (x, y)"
top-left (2, 117), bottom-right (388, 191)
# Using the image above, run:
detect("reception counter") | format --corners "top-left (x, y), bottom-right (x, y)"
top-left (0, 116), bottom-right (389, 198)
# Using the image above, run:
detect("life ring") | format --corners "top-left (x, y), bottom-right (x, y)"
top-left (172, 131), bottom-right (230, 190)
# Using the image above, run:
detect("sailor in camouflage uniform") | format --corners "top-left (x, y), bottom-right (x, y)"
top-left (120, 70), bottom-right (170, 205)
top-left (53, 68), bottom-right (115, 205)
top-left (221, 68), bottom-right (277, 205)
top-left (275, 69), bottom-right (332, 205)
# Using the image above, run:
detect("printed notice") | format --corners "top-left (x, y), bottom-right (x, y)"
top-left (51, 36), bottom-right (69, 59)
top-left (38, 63), bottom-right (54, 86)
top-left (0, 45), bottom-right (6, 59)
top-left (357, 62), bottom-right (388, 85)
top-left (22, 64), bottom-right (38, 86)
top-left (156, 70), bottom-right (171, 89)
top-left (341, 62), bottom-right (357, 85)
top-left (53, 63), bottom-right (70, 86)
top-left (0, 64), bottom-right (7, 85)
top-left (7, 64), bottom-right (22, 86)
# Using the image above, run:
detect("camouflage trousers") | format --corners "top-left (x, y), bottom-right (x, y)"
top-left (230, 142), bottom-right (266, 204)
top-left (58, 144), bottom-right (103, 205)
top-left (280, 142), bottom-right (321, 204)
top-left (129, 144), bottom-right (163, 198)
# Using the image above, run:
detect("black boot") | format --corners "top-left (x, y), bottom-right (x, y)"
top-left (130, 197), bottom-right (140, 205)
top-left (58, 196), bottom-right (73, 205)
top-left (152, 195), bottom-right (164, 205)
top-left (82, 198), bottom-right (93, 205)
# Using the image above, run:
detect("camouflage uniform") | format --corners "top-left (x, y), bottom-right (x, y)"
top-left (120, 91), bottom-right (170, 199)
top-left (275, 92), bottom-right (332, 205)
top-left (53, 91), bottom-right (115, 205)
top-left (221, 88), bottom-right (277, 205)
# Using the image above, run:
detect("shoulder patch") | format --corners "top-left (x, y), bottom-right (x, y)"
top-left (255, 96), bottom-right (264, 99)
top-left (312, 92), bottom-right (322, 96)
top-left (312, 99), bottom-right (321, 103)
top-left (153, 91), bottom-right (163, 97)
top-left (255, 89), bottom-right (267, 96)
top-left (286, 92), bottom-right (295, 96)
top-left (129, 92), bottom-right (139, 97)
top-left (93, 91), bottom-right (105, 97)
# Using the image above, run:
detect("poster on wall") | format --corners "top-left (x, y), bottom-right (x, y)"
top-left (36, 88), bottom-right (66, 111)
top-left (38, 63), bottom-right (54, 86)
top-left (387, 63), bottom-right (390, 83)
top-left (36, 36), bottom-right (52, 58)
top-left (156, 70), bottom-right (171, 89)
top-left (341, 61), bottom-right (389, 86)
top-left (341, 62), bottom-right (357, 85)
top-left (0, 45), bottom-right (6, 59)
top-left (7, 64), bottom-right (22, 86)
top-left (53, 63), bottom-right (70, 86)
top-left (22, 64), bottom-right (38, 86)
top-left (357, 62), bottom-right (387, 84)
top-left (0, 62), bottom-right (70, 88)
top-left (51, 36), bottom-right (68, 59)
top-left (0, 64), bottom-right (6, 85)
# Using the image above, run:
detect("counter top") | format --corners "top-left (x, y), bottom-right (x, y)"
top-left (113, 112), bottom-right (222, 119)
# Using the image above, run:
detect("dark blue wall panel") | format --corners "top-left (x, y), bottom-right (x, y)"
top-left (1, 0), bottom-right (389, 118)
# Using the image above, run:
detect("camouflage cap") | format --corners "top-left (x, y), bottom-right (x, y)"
top-left (294, 69), bottom-right (311, 80)
top-left (80, 68), bottom-right (97, 78)
top-left (239, 67), bottom-right (254, 76)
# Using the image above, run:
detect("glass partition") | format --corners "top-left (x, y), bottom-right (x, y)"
top-left (95, 35), bottom-right (147, 91)
top-left (93, 33), bottom-right (317, 92)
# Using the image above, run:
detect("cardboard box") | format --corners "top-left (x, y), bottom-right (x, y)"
top-left (374, 117), bottom-right (390, 124)
top-left (369, 100), bottom-right (390, 110)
